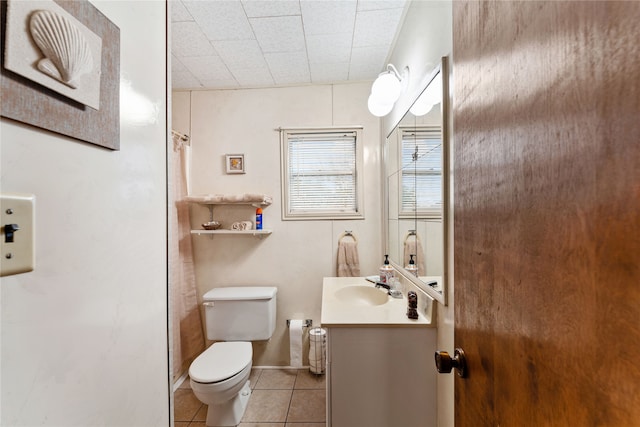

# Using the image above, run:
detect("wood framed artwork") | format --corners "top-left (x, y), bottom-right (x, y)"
top-left (226, 154), bottom-right (245, 174)
top-left (1, 0), bottom-right (121, 150)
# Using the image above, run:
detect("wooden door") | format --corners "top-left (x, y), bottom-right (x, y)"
top-left (452, 1), bottom-right (640, 425)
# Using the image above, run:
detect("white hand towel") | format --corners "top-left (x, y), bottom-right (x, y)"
top-left (243, 193), bottom-right (273, 205)
top-left (337, 239), bottom-right (360, 277)
top-left (222, 194), bottom-right (244, 203)
top-left (185, 194), bottom-right (223, 203)
top-left (231, 222), bottom-right (242, 230)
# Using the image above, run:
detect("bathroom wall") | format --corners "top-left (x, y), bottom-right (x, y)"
top-left (172, 82), bottom-right (381, 366)
top-left (383, 2), bottom-right (454, 426)
top-left (0, 2), bottom-right (169, 425)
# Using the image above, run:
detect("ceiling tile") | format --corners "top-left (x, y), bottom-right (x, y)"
top-left (264, 51), bottom-right (310, 85)
top-left (171, 1), bottom-right (193, 22)
top-left (171, 55), bottom-right (188, 73)
top-left (250, 16), bottom-right (305, 53)
top-left (353, 8), bottom-right (404, 47)
top-left (184, 0), bottom-right (254, 41)
top-left (172, 70), bottom-right (202, 89)
top-left (197, 78), bottom-right (240, 89)
top-left (180, 55), bottom-right (233, 82)
top-left (300, 1), bottom-right (356, 36)
top-left (170, 0), bottom-right (407, 90)
top-left (349, 46), bottom-right (388, 79)
top-left (310, 62), bottom-right (349, 83)
top-left (231, 67), bottom-right (276, 87)
top-left (306, 34), bottom-right (351, 64)
top-left (242, 0), bottom-right (300, 18)
top-left (213, 40), bottom-right (268, 69)
top-left (172, 21), bottom-right (217, 57)
top-left (356, 0), bottom-right (407, 12)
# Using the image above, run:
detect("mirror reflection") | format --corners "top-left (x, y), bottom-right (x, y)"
top-left (384, 58), bottom-right (448, 304)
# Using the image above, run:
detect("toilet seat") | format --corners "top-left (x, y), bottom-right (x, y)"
top-left (189, 341), bottom-right (252, 384)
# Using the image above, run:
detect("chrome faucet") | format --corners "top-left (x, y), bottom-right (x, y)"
top-left (365, 276), bottom-right (402, 298)
top-left (375, 281), bottom-right (403, 298)
top-left (375, 281), bottom-right (391, 292)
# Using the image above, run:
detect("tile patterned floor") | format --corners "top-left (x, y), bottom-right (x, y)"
top-left (175, 368), bottom-right (326, 427)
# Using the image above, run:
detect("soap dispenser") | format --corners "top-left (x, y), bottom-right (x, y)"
top-left (379, 254), bottom-right (394, 284)
top-left (405, 254), bottom-right (418, 277)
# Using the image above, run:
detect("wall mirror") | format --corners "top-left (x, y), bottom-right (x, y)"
top-left (384, 57), bottom-right (449, 305)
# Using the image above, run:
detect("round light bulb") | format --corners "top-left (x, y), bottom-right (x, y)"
top-left (368, 93), bottom-right (394, 117)
top-left (371, 72), bottom-right (402, 104)
top-left (409, 99), bottom-right (434, 116)
top-left (423, 73), bottom-right (443, 106)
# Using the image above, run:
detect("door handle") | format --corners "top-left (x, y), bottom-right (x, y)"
top-left (435, 348), bottom-right (467, 378)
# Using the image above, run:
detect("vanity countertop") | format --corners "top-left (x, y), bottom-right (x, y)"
top-left (320, 277), bottom-right (435, 328)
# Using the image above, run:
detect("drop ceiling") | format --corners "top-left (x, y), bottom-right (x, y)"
top-left (171, 0), bottom-right (409, 90)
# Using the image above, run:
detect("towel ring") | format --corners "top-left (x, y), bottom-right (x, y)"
top-left (403, 230), bottom-right (420, 244)
top-left (338, 231), bottom-right (358, 243)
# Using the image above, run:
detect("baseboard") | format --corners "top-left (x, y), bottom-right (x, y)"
top-left (173, 370), bottom-right (190, 392)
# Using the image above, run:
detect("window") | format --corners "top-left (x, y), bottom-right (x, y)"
top-left (280, 127), bottom-right (364, 220)
top-left (400, 126), bottom-right (442, 218)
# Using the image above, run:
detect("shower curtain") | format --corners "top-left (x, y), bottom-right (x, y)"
top-left (170, 131), bottom-right (205, 381)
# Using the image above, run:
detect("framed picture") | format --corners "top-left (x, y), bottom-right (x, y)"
top-left (1, 0), bottom-right (120, 150)
top-left (226, 154), bottom-right (245, 174)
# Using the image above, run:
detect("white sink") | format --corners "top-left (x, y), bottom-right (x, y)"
top-left (322, 277), bottom-right (434, 326)
top-left (334, 285), bottom-right (389, 306)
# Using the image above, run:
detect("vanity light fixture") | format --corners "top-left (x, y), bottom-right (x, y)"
top-left (368, 64), bottom-right (409, 117)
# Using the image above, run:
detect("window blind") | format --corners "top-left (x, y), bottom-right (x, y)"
top-left (401, 127), bottom-right (442, 216)
top-left (282, 130), bottom-right (361, 218)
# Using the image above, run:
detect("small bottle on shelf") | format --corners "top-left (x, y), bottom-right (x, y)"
top-left (255, 207), bottom-right (263, 230)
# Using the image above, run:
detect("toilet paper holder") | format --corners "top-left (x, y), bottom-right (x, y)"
top-left (287, 319), bottom-right (313, 328)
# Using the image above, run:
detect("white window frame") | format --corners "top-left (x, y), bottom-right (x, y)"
top-left (280, 127), bottom-right (364, 220)
top-left (399, 126), bottom-right (443, 220)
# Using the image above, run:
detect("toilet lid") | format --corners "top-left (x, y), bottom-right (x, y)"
top-left (189, 342), bottom-right (252, 384)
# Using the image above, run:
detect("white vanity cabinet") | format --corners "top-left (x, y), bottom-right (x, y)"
top-left (326, 326), bottom-right (436, 427)
top-left (321, 277), bottom-right (438, 427)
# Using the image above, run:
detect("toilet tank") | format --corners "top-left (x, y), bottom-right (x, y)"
top-left (203, 286), bottom-right (277, 341)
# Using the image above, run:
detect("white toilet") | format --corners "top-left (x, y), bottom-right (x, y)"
top-left (189, 286), bottom-right (277, 427)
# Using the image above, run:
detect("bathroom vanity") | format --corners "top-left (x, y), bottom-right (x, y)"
top-left (321, 277), bottom-right (437, 427)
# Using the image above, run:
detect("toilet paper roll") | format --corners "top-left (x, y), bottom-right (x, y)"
top-left (309, 327), bottom-right (326, 340)
top-left (289, 319), bottom-right (304, 368)
top-left (309, 327), bottom-right (327, 374)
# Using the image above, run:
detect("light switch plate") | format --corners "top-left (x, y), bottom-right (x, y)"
top-left (1, 193), bottom-right (35, 277)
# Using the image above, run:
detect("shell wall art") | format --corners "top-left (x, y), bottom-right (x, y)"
top-left (4, 0), bottom-right (103, 110)
top-left (30, 9), bottom-right (94, 89)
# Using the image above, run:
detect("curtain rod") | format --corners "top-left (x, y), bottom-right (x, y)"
top-left (171, 130), bottom-right (190, 141)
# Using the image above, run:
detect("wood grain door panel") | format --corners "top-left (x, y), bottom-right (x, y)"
top-left (452, 1), bottom-right (640, 425)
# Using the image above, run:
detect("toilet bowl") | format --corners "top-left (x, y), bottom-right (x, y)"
top-left (188, 286), bottom-right (277, 427)
top-left (189, 341), bottom-right (253, 426)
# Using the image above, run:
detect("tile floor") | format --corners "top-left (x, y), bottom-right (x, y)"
top-left (174, 368), bottom-right (326, 427)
